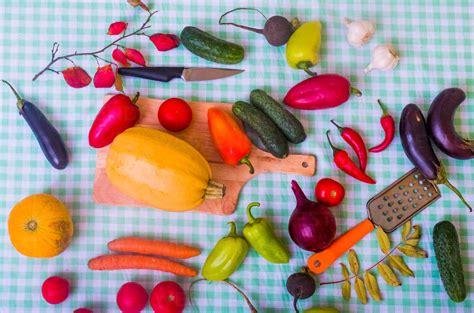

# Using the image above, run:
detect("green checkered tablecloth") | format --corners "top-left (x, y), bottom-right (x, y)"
top-left (1, 0), bottom-right (473, 312)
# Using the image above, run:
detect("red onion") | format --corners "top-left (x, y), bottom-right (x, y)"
top-left (288, 180), bottom-right (336, 252)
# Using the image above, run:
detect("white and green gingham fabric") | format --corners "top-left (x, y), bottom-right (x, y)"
top-left (1, 0), bottom-right (473, 312)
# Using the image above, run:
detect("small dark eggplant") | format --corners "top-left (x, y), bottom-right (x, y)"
top-left (400, 103), bottom-right (471, 212)
top-left (427, 88), bottom-right (474, 160)
top-left (2, 80), bottom-right (68, 170)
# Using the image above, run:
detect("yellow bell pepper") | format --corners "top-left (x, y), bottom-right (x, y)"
top-left (286, 21), bottom-right (322, 76)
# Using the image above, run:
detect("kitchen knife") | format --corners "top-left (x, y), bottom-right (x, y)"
top-left (117, 66), bottom-right (244, 82)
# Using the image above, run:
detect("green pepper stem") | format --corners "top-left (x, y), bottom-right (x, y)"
top-left (330, 119), bottom-right (344, 134)
top-left (227, 221), bottom-right (237, 237)
top-left (350, 86), bottom-right (362, 97)
top-left (2, 80), bottom-right (24, 111)
top-left (239, 156), bottom-right (255, 174)
top-left (377, 99), bottom-right (389, 116)
top-left (297, 61), bottom-right (317, 77)
top-left (245, 202), bottom-right (261, 224)
top-left (435, 162), bottom-right (472, 212)
top-left (131, 91), bottom-right (140, 105)
top-left (326, 130), bottom-right (340, 154)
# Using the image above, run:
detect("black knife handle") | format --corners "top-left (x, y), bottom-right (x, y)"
top-left (118, 67), bottom-right (184, 82)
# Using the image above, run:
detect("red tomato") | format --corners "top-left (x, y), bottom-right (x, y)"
top-left (116, 282), bottom-right (148, 313)
top-left (41, 276), bottom-right (70, 305)
top-left (150, 281), bottom-right (186, 313)
top-left (315, 178), bottom-right (345, 207)
top-left (158, 98), bottom-right (192, 132)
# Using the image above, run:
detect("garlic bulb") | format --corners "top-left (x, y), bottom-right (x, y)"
top-left (364, 44), bottom-right (400, 73)
top-left (343, 18), bottom-right (375, 48)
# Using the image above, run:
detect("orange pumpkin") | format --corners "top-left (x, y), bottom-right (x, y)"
top-left (8, 194), bottom-right (74, 258)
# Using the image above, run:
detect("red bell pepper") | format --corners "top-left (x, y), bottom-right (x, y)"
top-left (208, 108), bottom-right (254, 174)
top-left (88, 93), bottom-right (140, 148)
top-left (283, 74), bottom-right (362, 110)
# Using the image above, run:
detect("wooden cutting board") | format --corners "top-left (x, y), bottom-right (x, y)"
top-left (93, 95), bottom-right (316, 215)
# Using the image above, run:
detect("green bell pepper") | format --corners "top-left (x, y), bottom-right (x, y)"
top-left (202, 222), bottom-right (248, 281)
top-left (243, 202), bottom-right (290, 264)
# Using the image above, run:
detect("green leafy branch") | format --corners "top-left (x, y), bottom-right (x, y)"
top-left (320, 221), bottom-right (427, 304)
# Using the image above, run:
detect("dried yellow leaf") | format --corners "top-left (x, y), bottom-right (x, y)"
top-left (114, 73), bottom-right (124, 92)
top-left (409, 225), bottom-right (421, 239)
top-left (401, 220), bottom-right (411, 241)
top-left (354, 277), bottom-right (368, 304)
top-left (342, 280), bottom-right (351, 301)
top-left (377, 263), bottom-right (401, 286)
top-left (364, 271), bottom-right (382, 301)
top-left (397, 244), bottom-right (428, 258)
top-left (404, 238), bottom-right (420, 247)
top-left (348, 250), bottom-right (360, 275)
top-left (340, 263), bottom-right (350, 280)
top-left (376, 227), bottom-right (391, 254)
top-left (127, 0), bottom-right (150, 11)
top-left (388, 255), bottom-right (415, 277)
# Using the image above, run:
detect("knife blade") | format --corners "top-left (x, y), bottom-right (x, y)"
top-left (117, 66), bottom-right (244, 82)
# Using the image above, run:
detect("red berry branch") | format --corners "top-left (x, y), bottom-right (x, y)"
top-left (31, 10), bottom-right (158, 86)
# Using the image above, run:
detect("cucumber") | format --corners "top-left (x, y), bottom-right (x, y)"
top-left (180, 26), bottom-right (244, 64)
top-left (250, 89), bottom-right (306, 144)
top-left (432, 221), bottom-right (466, 302)
top-left (232, 101), bottom-right (289, 158)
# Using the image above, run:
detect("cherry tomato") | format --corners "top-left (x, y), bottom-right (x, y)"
top-left (158, 98), bottom-right (192, 132)
top-left (116, 282), bottom-right (148, 313)
top-left (41, 276), bottom-right (70, 305)
top-left (150, 281), bottom-right (186, 313)
top-left (315, 178), bottom-right (345, 207)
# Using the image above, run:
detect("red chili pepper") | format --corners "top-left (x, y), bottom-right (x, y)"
top-left (283, 74), bottom-right (362, 110)
top-left (326, 131), bottom-right (376, 184)
top-left (331, 119), bottom-right (368, 172)
top-left (208, 108), bottom-right (254, 174)
top-left (369, 99), bottom-right (395, 153)
top-left (88, 93), bottom-right (140, 148)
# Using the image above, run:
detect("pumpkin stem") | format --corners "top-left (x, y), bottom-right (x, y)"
top-left (204, 180), bottom-right (226, 199)
top-left (26, 220), bottom-right (38, 231)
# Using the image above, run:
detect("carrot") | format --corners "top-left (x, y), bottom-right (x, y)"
top-left (107, 237), bottom-right (201, 259)
top-left (88, 254), bottom-right (198, 277)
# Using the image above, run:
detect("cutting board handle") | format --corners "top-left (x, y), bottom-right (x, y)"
top-left (254, 153), bottom-right (316, 177)
top-left (307, 219), bottom-right (375, 274)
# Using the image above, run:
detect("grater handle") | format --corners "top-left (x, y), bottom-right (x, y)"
top-left (307, 219), bottom-right (375, 274)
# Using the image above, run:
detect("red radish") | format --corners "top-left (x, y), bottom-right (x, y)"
top-left (117, 282), bottom-right (148, 313)
top-left (150, 281), bottom-right (186, 313)
top-left (158, 98), bottom-right (192, 132)
top-left (315, 178), bottom-right (345, 207)
top-left (93, 65), bottom-right (115, 88)
top-left (108, 21), bottom-right (128, 35)
top-left (149, 33), bottom-right (180, 51)
top-left (62, 66), bottom-right (91, 88)
top-left (112, 48), bottom-right (130, 67)
top-left (124, 48), bottom-right (146, 66)
top-left (41, 276), bottom-right (70, 305)
top-left (74, 309), bottom-right (93, 313)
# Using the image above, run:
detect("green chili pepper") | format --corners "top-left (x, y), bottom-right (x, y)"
top-left (202, 221), bottom-right (248, 281)
top-left (243, 202), bottom-right (290, 264)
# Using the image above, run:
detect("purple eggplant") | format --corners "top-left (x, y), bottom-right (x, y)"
top-left (2, 80), bottom-right (68, 170)
top-left (427, 88), bottom-right (474, 160)
top-left (400, 103), bottom-right (471, 212)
